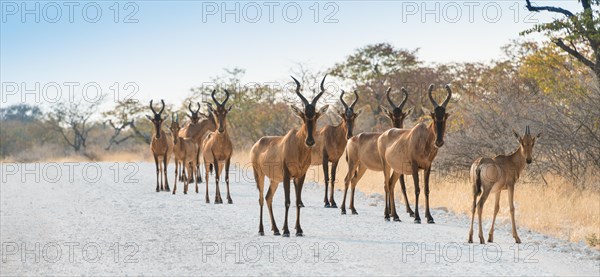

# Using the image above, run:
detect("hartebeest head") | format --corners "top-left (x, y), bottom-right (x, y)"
top-left (513, 125), bottom-right (542, 164)
top-left (290, 75), bottom-right (329, 147)
top-left (169, 113), bottom-right (181, 144)
top-left (428, 84), bottom-right (452, 148)
top-left (383, 87), bottom-right (411, 128)
top-left (210, 89), bottom-right (232, 134)
top-left (339, 89), bottom-right (361, 139)
top-left (146, 99), bottom-right (167, 139)
top-left (187, 102), bottom-right (204, 124)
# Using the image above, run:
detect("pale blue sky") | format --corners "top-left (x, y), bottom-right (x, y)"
top-left (1, 1), bottom-right (581, 107)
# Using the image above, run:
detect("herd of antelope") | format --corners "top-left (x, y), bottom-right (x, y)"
top-left (146, 74), bottom-right (541, 243)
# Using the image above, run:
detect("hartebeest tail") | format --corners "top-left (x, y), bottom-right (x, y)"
top-left (468, 126), bottom-right (541, 244)
top-left (378, 84), bottom-right (452, 223)
top-left (251, 75), bottom-right (329, 237)
top-left (146, 99), bottom-right (174, 192)
top-left (202, 89), bottom-right (234, 204)
top-left (340, 87), bottom-right (410, 215)
top-left (311, 89), bottom-right (361, 208)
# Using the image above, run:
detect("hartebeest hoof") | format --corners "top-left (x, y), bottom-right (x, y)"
top-left (299, 202), bottom-right (305, 208)
top-left (427, 219), bottom-right (435, 224)
top-left (274, 230), bottom-right (281, 236)
top-left (515, 237), bottom-right (522, 244)
top-left (324, 202), bottom-right (331, 208)
top-left (227, 198), bottom-right (233, 204)
top-left (414, 218), bottom-right (421, 224)
top-left (341, 208), bottom-right (346, 215)
top-left (487, 237), bottom-right (493, 243)
top-left (351, 208), bottom-right (358, 215)
top-left (156, 188), bottom-right (160, 192)
top-left (384, 216), bottom-right (390, 221)
top-left (408, 211), bottom-right (415, 217)
top-left (393, 217), bottom-right (401, 222)
top-left (468, 238), bottom-right (473, 243)
top-left (330, 202), bottom-right (338, 208)
top-left (259, 231), bottom-right (264, 236)
top-left (296, 231), bottom-right (303, 237)
top-left (479, 236), bottom-right (485, 244)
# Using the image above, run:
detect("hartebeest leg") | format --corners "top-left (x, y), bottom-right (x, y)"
top-left (399, 175), bottom-right (415, 217)
top-left (468, 190), bottom-right (478, 243)
top-left (424, 167), bottom-right (434, 224)
top-left (341, 160), bottom-right (358, 215)
top-left (488, 191), bottom-right (501, 243)
top-left (282, 169), bottom-right (292, 237)
top-left (477, 189), bottom-right (491, 244)
top-left (173, 159), bottom-right (179, 195)
top-left (389, 172), bottom-right (401, 222)
top-left (329, 160), bottom-right (339, 208)
top-left (153, 155), bottom-right (160, 192)
top-left (508, 185), bottom-right (521, 243)
top-left (294, 175), bottom-right (305, 236)
top-left (255, 170), bottom-right (265, 236)
top-left (225, 157), bottom-right (232, 204)
top-left (411, 163), bottom-right (421, 224)
top-left (196, 148), bottom-right (202, 183)
top-left (349, 165), bottom-right (366, 215)
top-left (204, 160), bottom-right (210, 203)
top-left (322, 151), bottom-right (331, 208)
top-left (265, 180), bottom-right (280, 236)
top-left (183, 158), bottom-right (189, 194)
top-left (382, 161), bottom-right (392, 221)
top-left (214, 159), bottom-right (223, 204)
top-left (163, 151), bottom-right (170, 192)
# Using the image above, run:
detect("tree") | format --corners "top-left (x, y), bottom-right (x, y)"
top-left (523, 0), bottom-right (600, 80)
top-left (102, 99), bottom-right (152, 150)
top-left (45, 97), bottom-right (104, 153)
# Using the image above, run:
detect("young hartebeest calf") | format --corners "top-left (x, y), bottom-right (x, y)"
top-left (179, 102), bottom-right (217, 183)
top-left (169, 114), bottom-right (199, 195)
top-left (378, 84), bottom-right (451, 223)
top-left (468, 126), bottom-right (541, 244)
top-left (251, 75), bottom-right (329, 237)
top-left (146, 99), bottom-right (174, 192)
top-left (202, 89), bottom-right (234, 204)
top-left (340, 87), bottom-right (411, 215)
top-left (311, 89), bottom-right (361, 208)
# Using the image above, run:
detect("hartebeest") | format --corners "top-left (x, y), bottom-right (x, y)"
top-left (169, 113), bottom-right (199, 195)
top-left (179, 102), bottom-right (217, 183)
top-left (468, 126), bottom-right (541, 244)
top-left (146, 99), bottom-right (174, 192)
top-left (202, 89), bottom-right (234, 204)
top-left (340, 87), bottom-right (411, 215)
top-left (378, 84), bottom-right (452, 223)
top-left (251, 75), bottom-right (329, 236)
top-left (311, 89), bottom-right (361, 208)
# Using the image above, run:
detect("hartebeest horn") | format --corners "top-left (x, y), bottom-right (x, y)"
top-left (211, 90), bottom-right (220, 106)
top-left (290, 76), bottom-right (309, 106)
top-left (386, 87), bottom-right (396, 107)
top-left (340, 90), bottom-right (349, 110)
top-left (399, 87), bottom-right (409, 110)
top-left (150, 100), bottom-right (157, 115)
top-left (222, 89), bottom-right (231, 106)
top-left (188, 102), bottom-right (194, 114)
top-left (159, 99), bottom-right (165, 115)
top-left (525, 125), bottom-right (530, 136)
top-left (442, 84), bottom-right (452, 108)
top-left (195, 102), bottom-right (201, 113)
top-left (351, 90), bottom-right (358, 108)
top-left (311, 74), bottom-right (327, 105)
top-left (176, 113), bottom-right (179, 123)
top-left (428, 84), bottom-right (438, 108)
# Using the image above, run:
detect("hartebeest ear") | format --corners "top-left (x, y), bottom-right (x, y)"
top-left (536, 132), bottom-right (542, 138)
top-left (512, 129), bottom-right (521, 140)
top-left (405, 108), bottom-right (413, 116)
top-left (355, 109), bottom-right (363, 117)
top-left (186, 113), bottom-right (193, 119)
top-left (290, 105), bottom-right (304, 119)
top-left (146, 115), bottom-right (153, 121)
top-left (382, 107), bottom-right (392, 119)
top-left (318, 105), bottom-right (329, 115)
top-left (227, 105), bottom-right (233, 112)
top-left (198, 112), bottom-right (208, 118)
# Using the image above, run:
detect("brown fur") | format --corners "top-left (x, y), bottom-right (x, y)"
top-left (202, 90), bottom-right (234, 204)
top-left (169, 116), bottom-right (199, 195)
top-left (311, 90), bottom-right (361, 208)
top-left (377, 84), bottom-right (451, 223)
top-left (251, 75), bottom-right (328, 237)
top-left (340, 87), bottom-right (411, 215)
top-left (146, 100), bottom-right (174, 192)
top-left (468, 126), bottom-right (541, 244)
top-left (178, 104), bottom-right (217, 183)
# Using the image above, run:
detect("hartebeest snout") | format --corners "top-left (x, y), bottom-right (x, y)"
top-left (468, 126), bottom-right (541, 244)
top-left (251, 75), bottom-right (329, 237)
